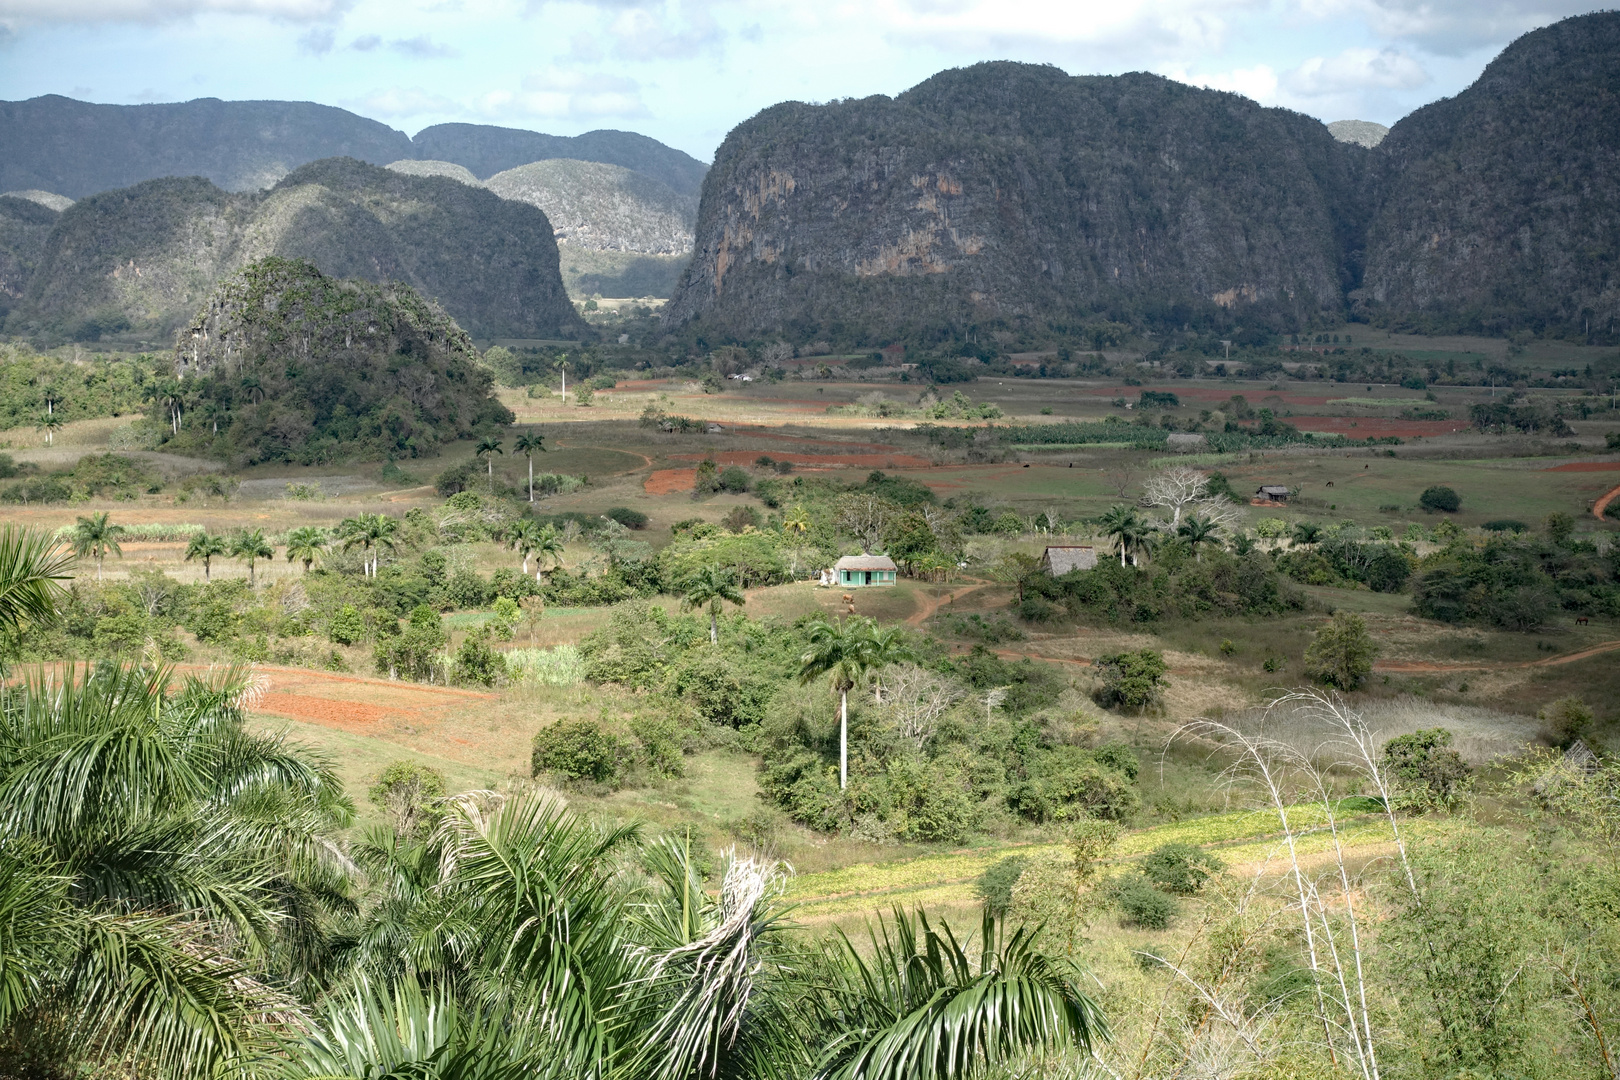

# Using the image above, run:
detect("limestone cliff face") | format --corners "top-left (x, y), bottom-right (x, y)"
top-left (1360, 12), bottom-right (1620, 333)
top-left (667, 64), bottom-right (1368, 338)
top-left (8, 159), bottom-right (584, 341)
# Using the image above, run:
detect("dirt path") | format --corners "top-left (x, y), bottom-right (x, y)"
top-left (905, 583), bottom-right (988, 627)
top-left (1375, 639), bottom-right (1620, 674)
top-left (1594, 480), bottom-right (1620, 521)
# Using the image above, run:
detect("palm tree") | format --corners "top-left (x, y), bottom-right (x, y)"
top-left (150, 378), bottom-right (184, 435)
top-left (1099, 504), bottom-right (1142, 567)
top-left (1292, 521), bottom-right (1324, 546)
top-left (231, 527), bottom-right (274, 586)
top-left (0, 662), bottom-right (351, 1075)
top-left (35, 412), bottom-right (62, 447)
top-left (68, 512), bottom-right (124, 581)
top-left (553, 353), bottom-right (570, 403)
top-left (799, 617), bottom-right (912, 790)
top-left (285, 526), bottom-right (328, 573)
top-left (0, 525), bottom-right (72, 637)
top-left (337, 514), bottom-right (400, 577)
top-left (476, 437), bottom-right (504, 489)
top-left (514, 432), bottom-right (546, 502)
top-left (531, 523), bottom-right (564, 583)
top-left (681, 565), bottom-right (745, 645)
top-left (185, 529), bottom-right (229, 582)
top-left (507, 518), bottom-right (540, 574)
top-left (783, 504), bottom-right (810, 536)
top-left (1177, 513), bottom-right (1220, 561)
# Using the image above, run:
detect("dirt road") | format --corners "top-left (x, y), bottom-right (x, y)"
top-left (1594, 480), bottom-right (1620, 522)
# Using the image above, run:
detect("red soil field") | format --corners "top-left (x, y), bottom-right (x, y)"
top-left (645, 468), bottom-right (698, 494)
top-left (1287, 415), bottom-right (1471, 437)
top-left (668, 451), bottom-right (933, 468)
top-left (1546, 461), bottom-right (1620, 472)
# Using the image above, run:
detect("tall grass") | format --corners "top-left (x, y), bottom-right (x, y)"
top-left (504, 644), bottom-right (585, 686)
top-left (51, 522), bottom-right (204, 543)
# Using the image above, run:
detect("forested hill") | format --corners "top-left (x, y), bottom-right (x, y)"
top-left (1360, 11), bottom-right (1620, 335)
top-left (665, 63), bottom-right (1369, 340)
top-left (667, 12), bottom-right (1620, 341)
top-left (0, 95), bottom-right (707, 199)
top-left (6, 158), bottom-right (584, 342)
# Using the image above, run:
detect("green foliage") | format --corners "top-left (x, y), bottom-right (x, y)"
top-left (0, 453), bottom-right (159, 504)
top-left (1092, 649), bottom-right (1167, 711)
top-left (1419, 485), bottom-right (1461, 512)
top-left (604, 506), bottom-right (648, 530)
top-left (154, 258), bottom-right (516, 464)
top-left (1539, 696), bottom-right (1596, 746)
top-left (531, 718), bottom-right (630, 785)
top-left (1141, 843), bottom-right (1223, 895)
top-left (374, 605), bottom-right (448, 682)
top-left (329, 604), bottom-right (365, 645)
top-left (1302, 611), bottom-right (1379, 689)
top-left (452, 627), bottom-right (506, 687)
top-left (1383, 728), bottom-right (1470, 807)
top-left (0, 348), bottom-right (159, 430)
top-left (1023, 546), bottom-right (1305, 625)
top-left (1410, 534), bottom-right (1617, 630)
top-left (975, 855), bottom-right (1029, 916)
top-left (1110, 875), bottom-right (1177, 929)
top-left (368, 760), bottom-right (447, 837)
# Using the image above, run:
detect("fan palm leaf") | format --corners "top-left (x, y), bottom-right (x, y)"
top-left (0, 524), bottom-right (73, 639)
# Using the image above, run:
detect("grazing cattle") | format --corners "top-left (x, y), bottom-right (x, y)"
top-left (841, 595), bottom-right (854, 606)
top-left (1365, 464), bottom-right (1370, 469)
top-left (1325, 481), bottom-right (1335, 488)
top-left (1577, 616), bottom-right (1590, 626)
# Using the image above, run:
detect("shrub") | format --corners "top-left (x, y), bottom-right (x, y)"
top-left (604, 507), bottom-right (649, 530)
top-left (452, 628), bottom-right (506, 687)
top-left (1095, 741), bottom-right (1141, 780)
top-left (629, 713), bottom-right (687, 779)
top-left (1539, 696), bottom-right (1596, 747)
top-left (1092, 649), bottom-right (1167, 711)
top-left (435, 460), bottom-right (480, 496)
top-left (1303, 611), bottom-right (1379, 689)
top-left (505, 644), bottom-right (585, 685)
top-left (1255, 518), bottom-right (1289, 538)
top-left (1112, 874), bottom-right (1177, 929)
top-left (532, 719), bottom-right (629, 785)
top-left (718, 466), bottom-right (751, 494)
top-left (1142, 843), bottom-right (1224, 895)
top-left (1383, 728), bottom-right (1469, 807)
top-left (976, 855), bottom-right (1030, 917)
top-left (368, 760), bottom-right (447, 837)
top-left (1419, 485), bottom-right (1461, 513)
top-left (329, 604), bottom-right (365, 646)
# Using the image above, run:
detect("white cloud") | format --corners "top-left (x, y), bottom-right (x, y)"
top-left (1168, 63), bottom-right (1280, 104)
top-left (0, 0), bottom-right (348, 25)
top-left (296, 24), bottom-right (333, 51)
top-left (480, 67), bottom-right (648, 118)
top-left (1281, 46), bottom-right (1428, 97)
top-left (603, 5), bottom-right (721, 60)
top-left (347, 85), bottom-right (461, 115)
top-left (350, 32), bottom-right (378, 48)
top-left (390, 34), bottom-right (456, 56)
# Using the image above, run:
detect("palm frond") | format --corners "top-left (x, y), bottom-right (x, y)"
top-left (0, 524), bottom-right (74, 637)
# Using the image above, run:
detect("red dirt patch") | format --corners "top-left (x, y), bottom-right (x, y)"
top-left (1546, 461), bottom-right (1620, 472)
top-left (646, 468), bottom-right (698, 494)
top-left (244, 666), bottom-right (493, 734)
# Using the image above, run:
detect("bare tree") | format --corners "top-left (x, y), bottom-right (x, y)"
top-left (1107, 463), bottom-right (1138, 499)
top-left (835, 493), bottom-right (895, 553)
top-left (875, 664), bottom-right (963, 747)
top-left (1141, 465), bottom-right (1211, 528)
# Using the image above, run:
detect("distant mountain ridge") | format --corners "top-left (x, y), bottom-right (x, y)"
top-left (4, 157), bottom-right (583, 342)
top-left (668, 13), bottom-right (1620, 340)
top-left (0, 95), bottom-right (707, 201)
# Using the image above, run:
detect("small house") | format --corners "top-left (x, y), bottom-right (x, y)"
top-left (1256, 485), bottom-right (1290, 503)
top-left (705, 423), bottom-right (725, 434)
top-left (835, 554), bottom-right (897, 586)
top-left (1041, 546), bottom-right (1097, 576)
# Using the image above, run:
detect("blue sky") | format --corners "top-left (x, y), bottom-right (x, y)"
top-left (0, 0), bottom-right (1605, 162)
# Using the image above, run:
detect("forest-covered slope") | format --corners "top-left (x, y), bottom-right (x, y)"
top-left (1359, 11), bottom-right (1620, 336)
top-left (7, 158), bottom-right (584, 342)
top-left (668, 14), bottom-right (1620, 341)
top-left (0, 195), bottom-right (59, 318)
top-left (665, 64), bottom-right (1369, 340)
top-left (163, 256), bottom-right (513, 464)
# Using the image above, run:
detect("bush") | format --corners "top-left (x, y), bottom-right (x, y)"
top-left (452, 628), bottom-right (506, 687)
top-left (1092, 649), bottom-right (1167, 711)
top-left (1303, 611), bottom-right (1379, 690)
top-left (531, 719), bottom-right (629, 785)
top-left (435, 460), bottom-right (481, 496)
top-left (1142, 843), bottom-right (1224, 895)
top-left (1383, 728), bottom-right (1469, 807)
top-left (368, 760), bottom-right (447, 837)
top-left (1095, 741), bottom-right (1141, 780)
top-left (329, 604), bottom-right (365, 645)
top-left (1112, 874), bottom-right (1177, 929)
top-left (1539, 696), bottom-right (1596, 747)
top-left (604, 507), bottom-right (649, 530)
top-left (718, 466), bottom-right (751, 493)
top-left (976, 855), bottom-right (1030, 917)
top-left (1419, 485), bottom-right (1461, 513)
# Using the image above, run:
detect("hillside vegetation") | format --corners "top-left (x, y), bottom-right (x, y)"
top-left (5, 159), bottom-right (583, 342)
top-left (156, 257), bottom-right (514, 463)
top-left (669, 13), bottom-right (1620, 342)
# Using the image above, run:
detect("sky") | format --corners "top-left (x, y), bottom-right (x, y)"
top-left (0, 0), bottom-right (1607, 163)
